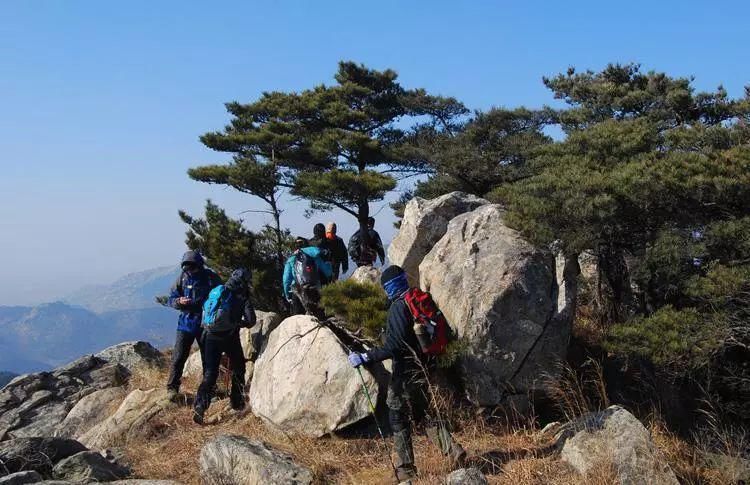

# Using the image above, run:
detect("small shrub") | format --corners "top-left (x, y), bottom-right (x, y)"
top-left (320, 280), bottom-right (388, 339)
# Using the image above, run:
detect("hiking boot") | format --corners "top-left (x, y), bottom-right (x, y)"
top-left (166, 388), bottom-right (179, 402)
top-left (230, 396), bottom-right (246, 412)
top-left (395, 465), bottom-right (417, 482)
top-left (193, 406), bottom-right (205, 425)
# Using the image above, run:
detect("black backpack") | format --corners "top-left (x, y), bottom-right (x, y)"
top-left (294, 251), bottom-right (320, 289)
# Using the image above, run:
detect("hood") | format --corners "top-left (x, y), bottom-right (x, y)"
top-left (181, 250), bottom-right (205, 267)
top-left (226, 268), bottom-right (251, 291)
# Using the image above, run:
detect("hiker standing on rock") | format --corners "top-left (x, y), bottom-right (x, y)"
top-left (348, 216), bottom-right (385, 267)
top-left (282, 236), bottom-right (332, 316)
top-left (347, 265), bottom-right (466, 481)
top-left (193, 268), bottom-right (256, 424)
top-left (324, 222), bottom-right (349, 281)
top-left (166, 250), bottom-right (221, 400)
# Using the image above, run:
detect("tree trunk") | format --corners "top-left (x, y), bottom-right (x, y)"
top-left (269, 197), bottom-right (285, 272)
top-left (596, 244), bottom-right (632, 323)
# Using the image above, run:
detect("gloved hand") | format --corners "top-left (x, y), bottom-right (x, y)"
top-left (348, 352), bottom-right (369, 368)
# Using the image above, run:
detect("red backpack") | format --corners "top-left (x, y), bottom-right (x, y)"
top-left (403, 288), bottom-right (449, 355)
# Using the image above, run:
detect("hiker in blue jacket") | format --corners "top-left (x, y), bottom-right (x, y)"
top-left (282, 236), bottom-right (332, 316)
top-left (193, 268), bottom-right (255, 424)
top-left (166, 250), bottom-right (221, 399)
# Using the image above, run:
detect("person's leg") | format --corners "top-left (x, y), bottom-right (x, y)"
top-left (194, 334), bottom-right (222, 424)
top-left (226, 331), bottom-right (246, 410)
top-left (387, 362), bottom-right (416, 480)
top-left (166, 330), bottom-right (195, 393)
top-left (416, 369), bottom-right (467, 468)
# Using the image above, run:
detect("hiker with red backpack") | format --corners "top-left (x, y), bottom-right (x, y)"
top-left (347, 265), bottom-right (466, 481)
top-left (282, 236), bottom-right (333, 316)
top-left (193, 268), bottom-right (256, 424)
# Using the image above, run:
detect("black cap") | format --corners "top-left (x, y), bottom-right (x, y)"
top-left (380, 265), bottom-right (404, 286)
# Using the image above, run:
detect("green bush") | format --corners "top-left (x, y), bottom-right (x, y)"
top-left (605, 306), bottom-right (722, 369)
top-left (320, 280), bottom-right (388, 339)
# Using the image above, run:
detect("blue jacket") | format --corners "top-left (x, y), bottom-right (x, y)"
top-left (168, 268), bottom-right (222, 335)
top-left (282, 246), bottom-right (333, 300)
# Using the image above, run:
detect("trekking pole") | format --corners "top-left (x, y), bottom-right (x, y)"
top-left (356, 365), bottom-right (400, 483)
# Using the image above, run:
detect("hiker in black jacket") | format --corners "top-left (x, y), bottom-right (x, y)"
top-left (347, 217), bottom-right (385, 267)
top-left (325, 222), bottom-right (349, 280)
top-left (193, 268), bottom-right (256, 424)
top-left (347, 265), bottom-right (466, 481)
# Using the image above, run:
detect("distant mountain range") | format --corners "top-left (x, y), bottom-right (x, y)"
top-left (0, 265), bottom-right (182, 374)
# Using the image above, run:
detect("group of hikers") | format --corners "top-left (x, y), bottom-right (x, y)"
top-left (165, 217), bottom-right (464, 481)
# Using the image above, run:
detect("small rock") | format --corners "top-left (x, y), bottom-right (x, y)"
top-left (200, 434), bottom-right (313, 485)
top-left (95, 341), bottom-right (164, 374)
top-left (108, 481), bottom-right (182, 484)
top-left (445, 467), bottom-right (488, 485)
top-left (0, 437), bottom-right (87, 475)
top-left (349, 265), bottom-right (382, 285)
top-left (558, 405), bottom-right (678, 485)
top-left (52, 450), bottom-right (129, 483)
top-left (0, 471), bottom-right (43, 485)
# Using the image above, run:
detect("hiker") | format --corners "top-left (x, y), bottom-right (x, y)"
top-left (324, 222), bottom-right (349, 280)
top-left (193, 268), bottom-right (256, 424)
top-left (347, 216), bottom-right (385, 267)
top-left (282, 236), bottom-right (332, 316)
top-left (347, 265), bottom-right (466, 481)
top-left (166, 250), bottom-right (221, 399)
top-left (309, 223), bottom-right (331, 258)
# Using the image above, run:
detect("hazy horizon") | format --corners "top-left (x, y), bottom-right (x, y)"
top-left (2, 1), bottom-right (749, 305)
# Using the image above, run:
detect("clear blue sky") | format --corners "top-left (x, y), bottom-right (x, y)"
top-left (1, 0), bottom-right (748, 305)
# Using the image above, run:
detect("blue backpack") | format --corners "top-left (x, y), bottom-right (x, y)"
top-left (201, 285), bottom-right (234, 333)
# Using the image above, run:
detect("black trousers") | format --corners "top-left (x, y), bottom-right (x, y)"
top-left (194, 329), bottom-right (246, 412)
top-left (167, 329), bottom-right (203, 392)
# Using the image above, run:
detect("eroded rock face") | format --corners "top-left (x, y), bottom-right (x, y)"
top-left (57, 387), bottom-right (128, 439)
top-left (0, 437), bottom-right (87, 475)
top-left (349, 265), bottom-right (382, 285)
top-left (0, 471), bottom-right (43, 485)
top-left (0, 356), bottom-right (128, 440)
top-left (52, 450), bottom-right (129, 483)
top-left (200, 434), bottom-right (313, 485)
top-left (388, 192), bottom-right (488, 286)
top-left (79, 389), bottom-right (174, 450)
top-left (95, 341), bottom-right (163, 374)
top-left (249, 315), bottom-right (380, 437)
top-left (557, 405), bottom-right (678, 485)
top-left (445, 467), bottom-right (489, 485)
top-left (420, 204), bottom-right (566, 406)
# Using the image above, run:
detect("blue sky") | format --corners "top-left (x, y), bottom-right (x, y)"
top-left (1, 0), bottom-right (748, 305)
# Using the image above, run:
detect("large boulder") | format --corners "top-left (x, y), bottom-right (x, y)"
top-left (79, 389), bottom-right (175, 450)
top-left (557, 405), bottom-right (678, 485)
top-left (420, 204), bottom-right (565, 406)
top-left (389, 192), bottom-right (488, 286)
top-left (57, 386), bottom-right (128, 439)
top-left (249, 315), bottom-right (381, 437)
top-left (52, 451), bottom-right (129, 483)
top-left (0, 356), bottom-right (128, 440)
top-left (95, 341), bottom-right (163, 373)
top-left (445, 467), bottom-right (488, 485)
top-left (200, 434), bottom-right (313, 485)
top-left (349, 265), bottom-right (381, 285)
top-left (0, 437), bottom-right (87, 475)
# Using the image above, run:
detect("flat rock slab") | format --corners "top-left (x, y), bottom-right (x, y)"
top-left (52, 450), bottom-right (129, 483)
top-left (0, 471), bottom-right (44, 485)
top-left (445, 467), bottom-right (488, 485)
top-left (0, 437), bottom-right (87, 475)
top-left (200, 434), bottom-right (312, 485)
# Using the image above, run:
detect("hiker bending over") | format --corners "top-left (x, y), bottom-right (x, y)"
top-left (347, 265), bottom-right (466, 481)
top-left (347, 216), bottom-right (385, 267)
top-left (282, 237), bottom-right (332, 316)
top-left (193, 268), bottom-right (256, 424)
top-left (166, 250), bottom-right (221, 400)
top-left (324, 222), bottom-right (349, 281)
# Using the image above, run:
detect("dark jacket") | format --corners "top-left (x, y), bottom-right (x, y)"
top-left (326, 235), bottom-right (349, 276)
top-left (348, 229), bottom-right (385, 265)
top-left (309, 236), bottom-right (333, 262)
top-left (365, 297), bottom-right (420, 364)
top-left (168, 268), bottom-right (221, 335)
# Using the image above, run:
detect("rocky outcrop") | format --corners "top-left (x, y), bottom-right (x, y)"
top-left (389, 192), bottom-right (488, 286)
top-left (0, 471), bottom-right (43, 485)
top-left (52, 451), bottom-right (129, 483)
top-left (557, 405), bottom-right (678, 485)
top-left (200, 434), bottom-right (313, 485)
top-left (57, 387), bottom-right (128, 439)
top-left (445, 467), bottom-right (488, 485)
top-left (249, 315), bottom-right (380, 437)
top-left (0, 437), bottom-right (87, 475)
top-left (420, 204), bottom-right (566, 406)
top-left (95, 341), bottom-right (163, 373)
top-left (349, 265), bottom-right (381, 285)
top-left (79, 389), bottom-right (174, 450)
top-left (0, 356), bottom-right (128, 440)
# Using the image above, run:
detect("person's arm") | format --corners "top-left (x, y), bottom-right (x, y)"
top-left (374, 232), bottom-right (385, 264)
top-left (347, 233), bottom-right (360, 261)
top-left (338, 239), bottom-right (349, 273)
top-left (243, 296), bottom-right (256, 328)
top-left (167, 274), bottom-right (185, 310)
top-left (282, 257), bottom-right (294, 300)
top-left (365, 301), bottom-right (410, 363)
